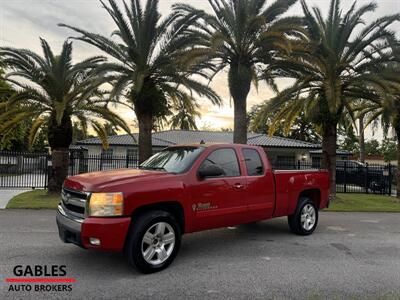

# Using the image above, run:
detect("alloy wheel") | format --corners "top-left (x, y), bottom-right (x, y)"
top-left (141, 222), bottom-right (176, 265)
top-left (300, 204), bottom-right (316, 231)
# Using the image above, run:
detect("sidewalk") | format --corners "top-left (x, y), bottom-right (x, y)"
top-left (0, 189), bottom-right (30, 209)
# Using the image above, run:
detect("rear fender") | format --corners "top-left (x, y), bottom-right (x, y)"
top-left (289, 188), bottom-right (322, 215)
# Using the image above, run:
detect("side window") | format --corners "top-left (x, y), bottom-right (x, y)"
top-left (199, 148), bottom-right (240, 177)
top-left (243, 149), bottom-right (264, 176)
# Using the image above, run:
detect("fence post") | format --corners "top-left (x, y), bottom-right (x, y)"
top-left (70, 151), bottom-right (74, 176)
top-left (365, 162), bottom-right (369, 194)
top-left (126, 155), bottom-right (129, 168)
top-left (46, 154), bottom-right (52, 189)
top-left (344, 161), bottom-right (347, 193)
top-left (388, 163), bottom-right (392, 196)
top-left (297, 160), bottom-right (300, 170)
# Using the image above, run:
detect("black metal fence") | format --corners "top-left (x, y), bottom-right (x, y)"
top-left (0, 150), bottom-right (396, 195)
top-left (0, 151), bottom-right (50, 188)
top-left (68, 152), bottom-right (139, 176)
top-left (272, 159), bottom-right (396, 196)
top-left (0, 151), bottom-right (139, 188)
top-left (336, 162), bottom-right (395, 195)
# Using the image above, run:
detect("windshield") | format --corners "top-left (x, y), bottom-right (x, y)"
top-left (139, 147), bottom-right (205, 174)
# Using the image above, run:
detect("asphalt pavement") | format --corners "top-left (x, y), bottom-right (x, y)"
top-left (0, 210), bottom-right (400, 299)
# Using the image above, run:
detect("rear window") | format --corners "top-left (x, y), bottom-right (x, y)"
top-left (243, 149), bottom-right (264, 176)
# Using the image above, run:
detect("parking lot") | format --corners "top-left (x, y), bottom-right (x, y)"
top-left (1, 210), bottom-right (400, 299)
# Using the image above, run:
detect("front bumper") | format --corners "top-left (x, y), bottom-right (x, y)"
top-left (56, 206), bottom-right (83, 247)
top-left (56, 206), bottom-right (131, 252)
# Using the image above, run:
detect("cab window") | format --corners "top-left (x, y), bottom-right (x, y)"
top-left (199, 148), bottom-right (240, 177)
top-left (243, 149), bottom-right (264, 176)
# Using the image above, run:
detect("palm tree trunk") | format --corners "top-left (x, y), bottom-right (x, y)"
top-left (229, 63), bottom-right (252, 144)
top-left (359, 115), bottom-right (365, 163)
top-left (48, 149), bottom-right (69, 194)
top-left (322, 122), bottom-right (337, 201)
top-left (137, 111), bottom-right (153, 164)
top-left (47, 114), bottom-right (73, 194)
top-left (233, 98), bottom-right (248, 144)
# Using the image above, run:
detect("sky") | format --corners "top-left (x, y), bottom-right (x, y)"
top-left (1, 0), bottom-right (400, 141)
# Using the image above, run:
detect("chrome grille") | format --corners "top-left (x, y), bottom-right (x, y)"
top-left (60, 188), bottom-right (89, 221)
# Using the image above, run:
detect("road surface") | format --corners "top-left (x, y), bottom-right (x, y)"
top-left (0, 210), bottom-right (399, 299)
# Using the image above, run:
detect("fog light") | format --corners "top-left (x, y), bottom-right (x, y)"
top-left (89, 238), bottom-right (100, 246)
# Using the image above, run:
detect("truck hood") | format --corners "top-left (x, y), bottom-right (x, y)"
top-left (64, 168), bottom-right (171, 191)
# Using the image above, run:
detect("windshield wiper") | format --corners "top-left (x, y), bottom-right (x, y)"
top-left (139, 166), bottom-right (167, 171)
top-left (139, 166), bottom-right (177, 174)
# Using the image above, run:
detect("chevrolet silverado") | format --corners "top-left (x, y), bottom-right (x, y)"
top-left (57, 143), bottom-right (330, 273)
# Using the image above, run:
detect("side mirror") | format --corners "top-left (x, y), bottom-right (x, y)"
top-left (198, 165), bottom-right (224, 179)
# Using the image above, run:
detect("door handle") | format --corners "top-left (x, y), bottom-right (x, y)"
top-left (233, 183), bottom-right (244, 189)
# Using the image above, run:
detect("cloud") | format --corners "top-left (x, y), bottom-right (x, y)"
top-left (1, 0), bottom-right (398, 139)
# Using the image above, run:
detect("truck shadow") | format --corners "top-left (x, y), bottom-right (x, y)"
top-left (178, 218), bottom-right (292, 257)
top-left (60, 218), bottom-right (291, 276)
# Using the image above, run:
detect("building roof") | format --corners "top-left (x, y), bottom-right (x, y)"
top-left (76, 130), bottom-right (321, 149)
top-left (69, 145), bottom-right (88, 150)
top-left (76, 133), bottom-right (173, 147)
top-left (247, 134), bottom-right (319, 149)
top-left (309, 149), bottom-right (352, 156)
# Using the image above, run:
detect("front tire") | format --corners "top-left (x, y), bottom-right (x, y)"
top-left (288, 197), bottom-right (318, 235)
top-left (125, 210), bottom-right (181, 273)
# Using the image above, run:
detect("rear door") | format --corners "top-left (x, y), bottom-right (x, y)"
top-left (189, 148), bottom-right (247, 230)
top-left (242, 148), bottom-right (275, 220)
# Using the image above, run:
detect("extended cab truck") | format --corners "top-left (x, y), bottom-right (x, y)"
top-left (56, 143), bottom-right (330, 273)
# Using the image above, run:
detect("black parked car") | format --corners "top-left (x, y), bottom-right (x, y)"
top-left (336, 160), bottom-right (391, 193)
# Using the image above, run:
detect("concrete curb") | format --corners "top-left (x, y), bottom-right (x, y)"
top-left (0, 189), bottom-right (30, 209)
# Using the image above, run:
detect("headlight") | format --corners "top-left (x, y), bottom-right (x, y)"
top-left (89, 192), bottom-right (124, 217)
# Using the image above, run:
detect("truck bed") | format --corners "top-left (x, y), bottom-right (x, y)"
top-left (272, 169), bottom-right (330, 217)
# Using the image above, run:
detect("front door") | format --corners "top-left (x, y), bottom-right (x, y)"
top-left (189, 148), bottom-right (247, 231)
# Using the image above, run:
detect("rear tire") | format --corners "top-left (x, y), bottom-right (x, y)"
top-left (125, 210), bottom-right (181, 274)
top-left (288, 197), bottom-right (318, 235)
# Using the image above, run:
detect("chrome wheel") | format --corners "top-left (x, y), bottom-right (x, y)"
top-left (141, 222), bottom-right (175, 266)
top-left (300, 204), bottom-right (316, 231)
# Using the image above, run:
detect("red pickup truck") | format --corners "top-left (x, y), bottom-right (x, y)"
top-left (57, 143), bottom-right (329, 273)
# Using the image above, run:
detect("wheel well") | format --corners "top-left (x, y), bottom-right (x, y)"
top-left (299, 189), bottom-right (321, 209)
top-left (131, 201), bottom-right (185, 233)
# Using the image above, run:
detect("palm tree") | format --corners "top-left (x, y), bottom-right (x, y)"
top-left (0, 38), bottom-right (130, 193)
top-left (361, 52), bottom-right (400, 199)
top-left (249, 104), bottom-right (321, 143)
top-left (361, 92), bottom-right (400, 199)
top-left (60, 0), bottom-right (221, 163)
top-left (0, 67), bottom-right (21, 149)
top-left (169, 94), bottom-right (201, 130)
top-left (263, 0), bottom-right (399, 199)
top-left (0, 68), bottom-right (10, 96)
top-left (173, 0), bottom-right (301, 144)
